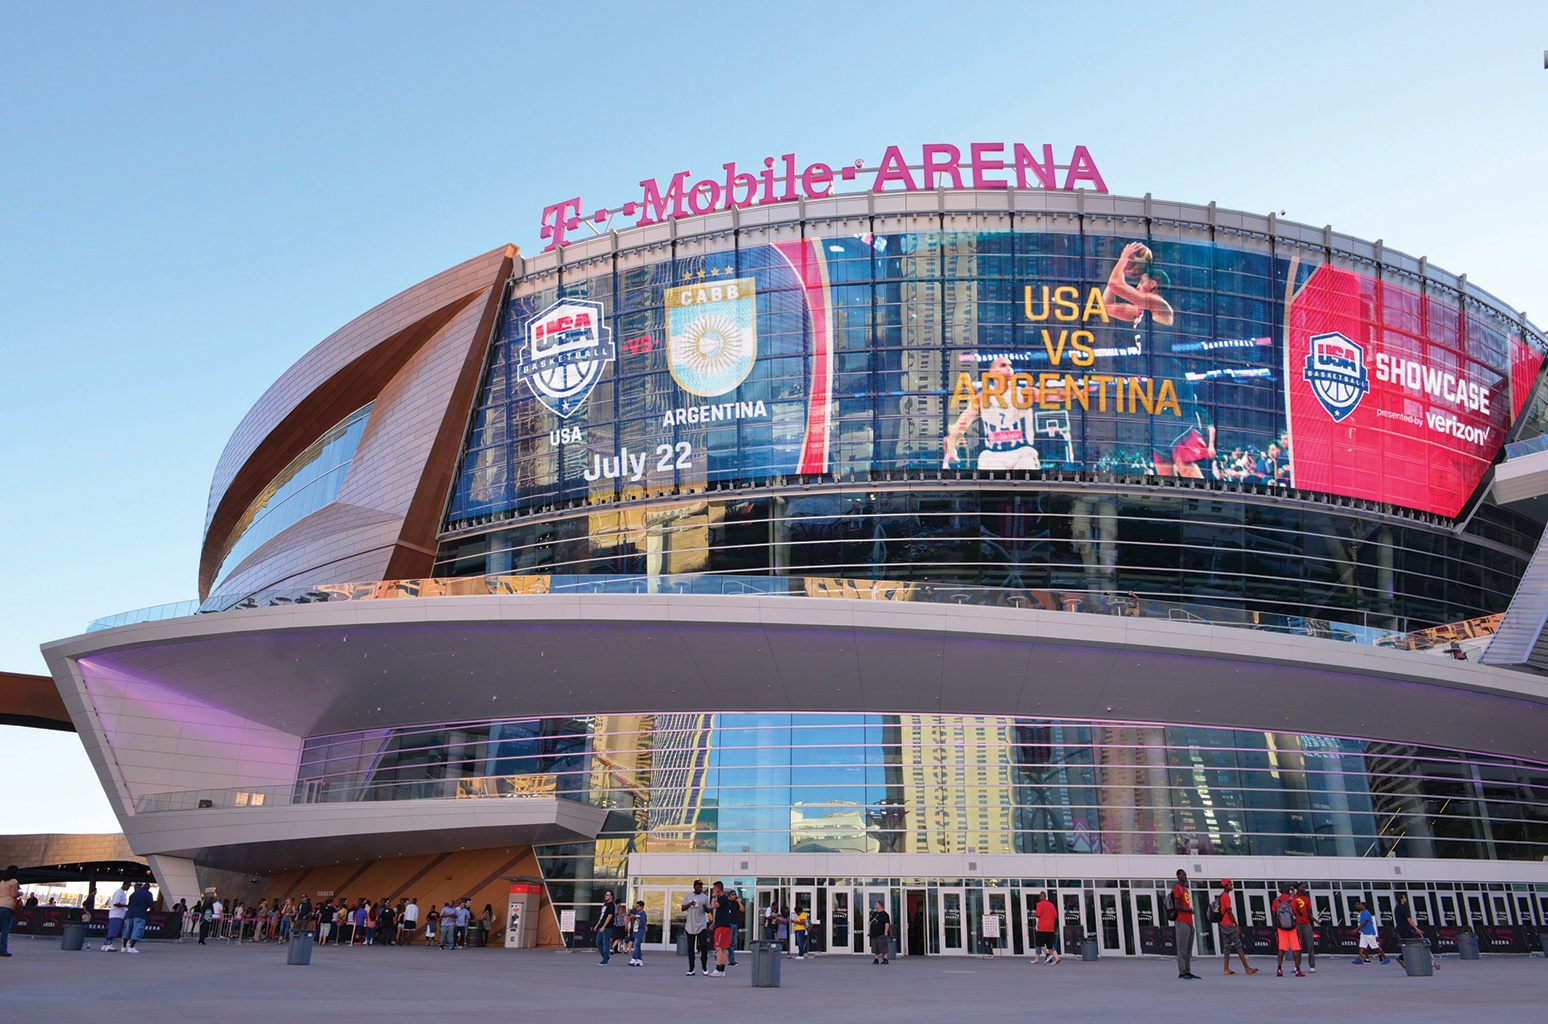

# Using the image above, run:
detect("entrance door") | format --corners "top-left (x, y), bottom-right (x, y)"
top-left (1131, 890), bottom-right (1159, 952)
top-left (981, 888), bottom-right (1010, 956)
top-left (938, 887), bottom-right (967, 955)
top-left (904, 889), bottom-right (927, 958)
top-left (1464, 893), bottom-right (1485, 929)
top-left (642, 886), bottom-right (686, 952)
top-left (1061, 889), bottom-right (1091, 949)
top-left (1095, 890), bottom-right (1127, 956)
top-left (1489, 892), bottom-right (1512, 926)
top-left (1408, 892), bottom-right (1434, 930)
top-left (828, 889), bottom-right (851, 954)
top-left (1517, 894), bottom-right (1537, 930)
top-left (1022, 891), bottom-right (1044, 955)
top-left (1436, 893), bottom-right (1459, 928)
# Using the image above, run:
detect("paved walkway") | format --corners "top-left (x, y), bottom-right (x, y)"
top-left (1, 938), bottom-right (1544, 1022)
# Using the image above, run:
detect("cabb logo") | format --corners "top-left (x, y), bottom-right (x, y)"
top-left (1304, 331), bottom-right (1369, 422)
top-left (665, 277), bottom-right (757, 396)
top-left (517, 299), bottom-right (614, 418)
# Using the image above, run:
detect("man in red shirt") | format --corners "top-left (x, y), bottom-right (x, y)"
top-left (1216, 880), bottom-right (1258, 976)
top-left (1172, 869), bottom-right (1199, 979)
top-left (1291, 884), bottom-right (1316, 972)
top-left (1271, 883), bottom-right (1305, 977)
top-left (1032, 891), bottom-right (1061, 965)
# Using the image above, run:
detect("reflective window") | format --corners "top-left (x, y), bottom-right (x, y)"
top-left (211, 403), bottom-right (372, 593)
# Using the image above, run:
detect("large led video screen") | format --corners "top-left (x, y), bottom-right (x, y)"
top-left (447, 230), bottom-right (1541, 523)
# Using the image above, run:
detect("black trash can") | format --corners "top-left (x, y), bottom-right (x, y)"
top-left (1081, 937), bottom-right (1098, 961)
top-left (61, 922), bottom-right (86, 951)
top-left (1401, 939), bottom-right (1433, 976)
top-left (750, 939), bottom-right (782, 987)
top-left (470, 924), bottom-right (486, 948)
top-left (287, 930), bottom-right (314, 965)
top-left (677, 933), bottom-right (690, 956)
top-left (1457, 932), bottom-right (1480, 960)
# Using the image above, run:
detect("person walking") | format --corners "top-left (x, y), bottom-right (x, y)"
top-left (1170, 869), bottom-right (1199, 979)
top-left (102, 881), bottom-right (131, 951)
top-left (868, 899), bottom-right (891, 965)
top-left (1032, 891), bottom-right (1061, 965)
top-left (0, 865), bottom-right (19, 958)
top-left (1393, 893), bottom-right (1437, 970)
top-left (1352, 900), bottom-right (1388, 964)
top-left (594, 890), bottom-right (618, 964)
top-left (1271, 884), bottom-right (1305, 977)
top-left (682, 880), bottom-right (711, 976)
top-left (1292, 884), bottom-right (1317, 972)
top-left (628, 900), bottom-right (647, 966)
top-left (1214, 880), bottom-right (1257, 976)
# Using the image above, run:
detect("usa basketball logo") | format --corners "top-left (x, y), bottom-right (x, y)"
top-left (1304, 331), bottom-right (1369, 422)
top-left (517, 299), bottom-right (614, 419)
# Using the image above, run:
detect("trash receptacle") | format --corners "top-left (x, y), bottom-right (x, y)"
top-left (1081, 937), bottom-right (1098, 961)
top-left (470, 924), bottom-right (486, 948)
top-left (751, 939), bottom-right (782, 987)
top-left (61, 922), bottom-right (86, 951)
top-left (287, 930), bottom-right (314, 965)
top-left (677, 933), bottom-right (690, 956)
top-left (1457, 932), bottom-right (1480, 960)
top-left (1400, 939), bottom-right (1433, 976)
top-left (1538, 933), bottom-right (1548, 958)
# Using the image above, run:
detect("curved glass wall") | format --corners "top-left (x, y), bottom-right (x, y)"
top-left (209, 403), bottom-right (373, 594)
top-left (290, 713), bottom-right (1548, 865)
top-left (433, 489), bottom-right (1535, 630)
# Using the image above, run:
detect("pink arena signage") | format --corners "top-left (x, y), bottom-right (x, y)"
top-left (539, 142), bottom-right (1106, 251)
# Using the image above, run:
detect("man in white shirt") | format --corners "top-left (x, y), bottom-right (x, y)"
top-left (402, 898), bottom-right (419, 943)
top-left (681, 880), bottom-right (710, 976)
top-left (101, 882), bottom-right (130, 951)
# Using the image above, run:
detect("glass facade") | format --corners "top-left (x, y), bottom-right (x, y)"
top-left (294, 713), bottom-right (1548, 931)
top-left (433, 490), bottom-right (1534, 631)
top-left (209, 403), bottom-right (373, 596)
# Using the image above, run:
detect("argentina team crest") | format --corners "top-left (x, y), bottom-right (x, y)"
top-left (1304, 331), bottom-right (1369, 422)
top-left (665, 277), bottom-right (757, 397)
top-left (517, 299), bottom-right (614, 419)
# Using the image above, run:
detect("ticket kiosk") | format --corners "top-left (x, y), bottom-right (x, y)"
top-left (505, 882), bottom-right (542, 948)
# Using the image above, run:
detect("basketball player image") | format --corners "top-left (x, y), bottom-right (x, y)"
top-left (943, 356), bottom-right (1043, 470)
top-left (1153, 377), bottom-right (1216, 479)
top-left (1102, 241), bottom-right (1175, 326)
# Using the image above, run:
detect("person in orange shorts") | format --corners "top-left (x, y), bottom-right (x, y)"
top-left (1270, 883), bottom-right (1305, 977)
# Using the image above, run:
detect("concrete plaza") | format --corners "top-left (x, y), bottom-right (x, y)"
top-left (1, 937), bottom-right (1543, 1022)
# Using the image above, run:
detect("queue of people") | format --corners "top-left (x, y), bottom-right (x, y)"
top-left (184, 894), bottom-right (496, 949)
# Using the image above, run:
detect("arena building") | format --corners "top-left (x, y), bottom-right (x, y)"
top-left (42, 146), bottom-right (1548, 956)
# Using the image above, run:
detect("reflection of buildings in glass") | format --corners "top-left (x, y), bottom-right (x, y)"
top-left (895, 234), bottom-right (974, 466)
top-left (791, 801), bottom-right (879, 853)
top-left (897, 715), bottom-right (1016, 854)
top-left (1094, 726), bottom-right (1172, 855)
top-left (587, 714), bottom-right (650, 880)
top-left (643, 503), bottom-right (718, 578)
top-left (643, 713), bottom-right (715, 851)
top-left (1070, 495), bottom-right (1118, 593)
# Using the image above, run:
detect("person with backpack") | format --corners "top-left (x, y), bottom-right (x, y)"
top-left (1211, 880), bottom-right (1258, 976)
top-left (1168, 869), bottom-right (1199, 979)
top-left (1270, 884), bottom-right (1305, 977)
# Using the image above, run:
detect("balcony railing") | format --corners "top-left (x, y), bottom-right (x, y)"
top-left (90, 572), bottom-right (1496, 657)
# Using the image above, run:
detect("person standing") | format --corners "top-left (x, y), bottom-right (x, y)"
top-left (726, 889), bottom-right (743, 966)
top-left (102, 881), bottom-right (131, 951)
top-left (792, 905), bottom-right (810, 960)
top-left (0, 865), bottom-right (19, 958)
top-left (122, 881), bottom-right (153, 953)
top-left (594, 890), bottom-right (618, 964)
top-left (707, 882), bottom-right (736, 977)
top-left (628, 900), bottom-right (647, 966)
top-left (1291, 884), bottom-right (1317, 972)
top-left (682, 880), bottom-right (711, 976)
top-left (1033, 891), bottom-right (1061, 965)
top-left (1271, 884), bottom-right (1305, 977)
top-left (454, 899), bottom-right (471, 949)
top-left (317, 900), bottom-right (335, 945)
top-left (868, 899), bottom-right (891, 965)
top-left (438, 900), bottom-right (457, 951)
top-left (1171, 869), bottom-right (1198, 979)
top-left (1215, 880), bottom-right (1257, 976)
top-left (402, 898), bottom-right (419, 944)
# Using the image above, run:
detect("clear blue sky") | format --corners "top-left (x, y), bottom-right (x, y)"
top-left (2, 1), bottom-right (1546, 832)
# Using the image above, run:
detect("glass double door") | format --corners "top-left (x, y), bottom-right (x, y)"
top-left (935, 887), bottom-right (1010, 955)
